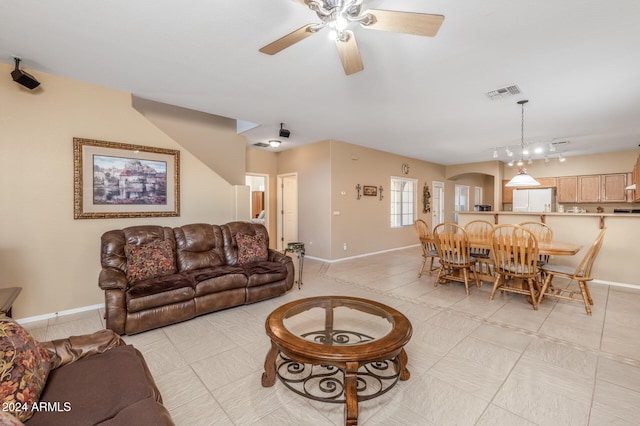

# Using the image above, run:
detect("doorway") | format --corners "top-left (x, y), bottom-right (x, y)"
top-left (245, 174), bottom-right (268, 229)
top-left (432, 181), bottom-right (444, 228)
top-left (277, 173), bottom-right (298, 251)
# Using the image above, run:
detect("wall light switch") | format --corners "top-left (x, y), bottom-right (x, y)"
top-left (333, 211), bottom-right (340, 215)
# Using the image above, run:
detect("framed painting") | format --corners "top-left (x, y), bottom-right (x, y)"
top-left (73, 138), bottom-right (180, 219)
top-left (363, 185), bottom-right (378, 196)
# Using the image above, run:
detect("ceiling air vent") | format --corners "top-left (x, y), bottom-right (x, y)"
top-left (485, 85), bottom-right (521, 100)
top-left (253, 142), bottom-right (270, 148)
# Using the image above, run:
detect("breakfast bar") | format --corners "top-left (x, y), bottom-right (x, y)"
top-left (458, 211), bottom-right (639, 287)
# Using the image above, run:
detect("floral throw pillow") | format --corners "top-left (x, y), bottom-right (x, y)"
top-left (236, 233), bottom-right (268, 264)
top-left (0, 318), bottom-right (51, 422)
top-left (124, 239), bottom-right (177, 284)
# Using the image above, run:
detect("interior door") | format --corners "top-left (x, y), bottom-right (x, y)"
top-left (432, 181), bottom-right (444, 228)
top-left (277, 174), bottom-right (298, 250)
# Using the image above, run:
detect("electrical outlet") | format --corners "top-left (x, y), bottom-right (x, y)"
top-left (343, 243), bottom-right (347, 251)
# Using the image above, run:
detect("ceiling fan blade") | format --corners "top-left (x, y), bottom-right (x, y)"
top-left (363, 9), bottom-right (444, 37)
top-left (335, 30), bottom-right (364, 75)
top-left (259, 24), bottom-right (317, 55)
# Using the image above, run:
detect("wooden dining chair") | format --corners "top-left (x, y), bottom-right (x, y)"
top-left (464, 220), bottom-right (495, 281)
top-left (489, 224), bottom-right (541, 310)
top-left (432, 223), bottom-right (480, 295)
top-left (413, 219), bottom-right (439, 277)
top-left (518, 221), bottom-right (554, 263)
top-left (537, 228), bottom-right (606, 315)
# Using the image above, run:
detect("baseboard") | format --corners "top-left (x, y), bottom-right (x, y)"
top-left (16, 303), bottom-right (105, 325)
top-left (592, 279), bottom-right (640, 290)
top-left (305, 244), bottom-right (420, 263)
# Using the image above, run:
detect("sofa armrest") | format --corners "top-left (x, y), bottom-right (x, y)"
top-left (268, 249), bottom-right (293, 264)
top-left (99, 266), bottom-right (129, 290)
top-left (40, 329), bottom-right (126, 370)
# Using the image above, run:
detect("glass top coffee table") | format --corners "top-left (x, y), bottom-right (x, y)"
top-left (261, 296), bottom-right (413, 425)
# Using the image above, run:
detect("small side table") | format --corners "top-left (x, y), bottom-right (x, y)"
top-left (284, 242), bottom-right (305, 289)
top-left (0, 287), bottom-right (22, 318)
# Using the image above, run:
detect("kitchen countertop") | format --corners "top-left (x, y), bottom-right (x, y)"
top-left (460, 211), bottom-right (640, 217)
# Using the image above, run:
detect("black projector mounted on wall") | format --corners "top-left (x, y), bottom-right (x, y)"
top-left (12, 57), bottom-right (40, 89)
top-left (279, 123), bottom-right (290, 138)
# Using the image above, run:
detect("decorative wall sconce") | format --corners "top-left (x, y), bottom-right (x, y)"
top-left (356, 184), bottom-right (362, 200)
top-left (379, 186), bottom-right (384, 201)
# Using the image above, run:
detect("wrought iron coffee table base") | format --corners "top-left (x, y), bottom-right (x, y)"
top-left (275, 353), bottom-right (402, 403)
top-left (262, 297), bottom-right (412, 425)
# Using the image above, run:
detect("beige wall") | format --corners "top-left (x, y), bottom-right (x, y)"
top-left (277, 141), bottom-right (332, 259)
top-left (132, 96), bottom-right (247, 186)
top-left (0, 64), bottom-right (237, 319)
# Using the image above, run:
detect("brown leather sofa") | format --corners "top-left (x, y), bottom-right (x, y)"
top-left (99, 221), bottom-right (294, 335)
top-left (27, 329), bottom-right (173, 425)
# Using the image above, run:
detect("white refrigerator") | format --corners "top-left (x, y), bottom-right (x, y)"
top-left (512, 188), bottom-right (556, 212)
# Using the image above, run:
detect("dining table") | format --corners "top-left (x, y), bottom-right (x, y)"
top-left (420, 236), bottom-right (582, 284)
top-left (420, 236), bottom-right (582, 257)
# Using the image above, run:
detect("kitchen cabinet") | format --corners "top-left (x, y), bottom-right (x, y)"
top-left (557, 176), bottom-right (578, 203)
top-left (601, 173), bottom-right (627, 202)
top-left (578, 175), bottom-right (601, 203)
top-left (536, 177), bottom-right (558, 187)
top-left (502, 180), bottom-right (513, 203)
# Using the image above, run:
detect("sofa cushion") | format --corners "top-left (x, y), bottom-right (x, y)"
top-left (0, 318), bottom-right (51, 422)
top-left (126, 274), bottom-right (195, 313)
top-left (174, 224), bottom-right (226, 271)
top-left (26, 345), bottom-right (156, 426)
top-left (236, 233), bottom-right (268, 264)
top-left (182, 266), bottom-right (247, 296)
top-left (242, 261), bottom-right (288, 287)
top-left (124, 239), bottom-right (177, 284)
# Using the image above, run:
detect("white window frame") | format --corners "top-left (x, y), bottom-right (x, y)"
top-left (390, 177), bottom-right (418, 228)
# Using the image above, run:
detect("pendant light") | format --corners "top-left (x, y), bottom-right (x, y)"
top-left (505, 100), bottom-right (540, 187)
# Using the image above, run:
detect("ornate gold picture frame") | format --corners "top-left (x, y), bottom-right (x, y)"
top-left (73, 138), bottom-right (180, 219)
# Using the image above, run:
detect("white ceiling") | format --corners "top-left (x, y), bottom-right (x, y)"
top-left (2, 0), bottom-right (639, 165)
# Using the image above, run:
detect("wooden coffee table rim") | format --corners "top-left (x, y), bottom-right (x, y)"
top-left (265, 296), bottom-right (413, 363)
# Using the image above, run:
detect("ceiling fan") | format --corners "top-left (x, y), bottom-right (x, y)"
top-left (259, 0), bottom-right (444, 75)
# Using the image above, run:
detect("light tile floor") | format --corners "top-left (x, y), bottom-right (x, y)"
top-left (22, 247), bottom-right (640, 425)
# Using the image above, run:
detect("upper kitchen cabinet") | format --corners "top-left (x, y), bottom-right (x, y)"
top-left (578, 175), bottom-right (601, 203)
top-left (557, 176), bottom-right (578, 203)
top-left (601, 173), bottom-right (627, 202)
